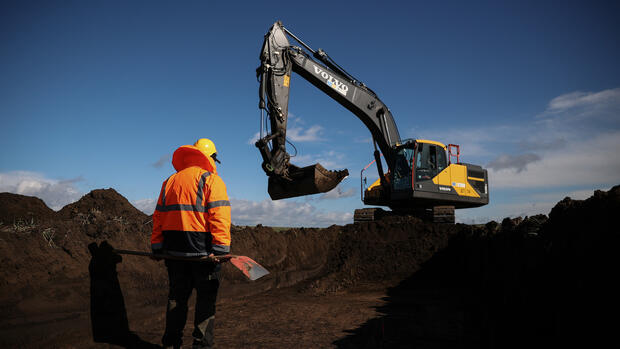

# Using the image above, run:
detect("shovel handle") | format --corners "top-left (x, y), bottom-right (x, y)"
top-left (113, 249), bottom-right (233, 263)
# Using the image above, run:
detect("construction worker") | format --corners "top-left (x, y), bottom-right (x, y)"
top-left (151, 138), bottom-right (231, 349)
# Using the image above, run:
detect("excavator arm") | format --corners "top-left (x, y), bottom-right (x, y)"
top-left (256, 21), bottom-right (401, 200)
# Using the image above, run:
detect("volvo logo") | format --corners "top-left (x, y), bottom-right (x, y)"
top-left (313, 65), bottom-right (349, 96)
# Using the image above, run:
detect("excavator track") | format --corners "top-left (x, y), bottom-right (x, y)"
top-left (353, 206), bottom-right (455, 224)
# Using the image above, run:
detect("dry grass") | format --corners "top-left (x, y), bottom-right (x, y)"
top-left (12, 217), bottom-right (36, 233)
top-left (41, 227), bottom-right (56, 248)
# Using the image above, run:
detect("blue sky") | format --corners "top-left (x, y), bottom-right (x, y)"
top-left (1, 0), bottom-right (619, 226)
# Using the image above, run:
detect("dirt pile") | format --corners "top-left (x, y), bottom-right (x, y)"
top-left (336, 185), bottom-right (619, 348)
top-left (0, 185), bottom-right (617, 347)
top-left (0, 192), bottom-right (56, 223)
top-left (0, 189), bottom-right (161, 329)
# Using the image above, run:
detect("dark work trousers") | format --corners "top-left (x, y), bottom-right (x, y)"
top-left (162, 259), bottom-right (220, 349)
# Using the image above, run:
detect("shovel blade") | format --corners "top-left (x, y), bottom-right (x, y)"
top-left (268, 163), bottom-right (349, 200)
top-left (229, 256), bottom-right (270, 281)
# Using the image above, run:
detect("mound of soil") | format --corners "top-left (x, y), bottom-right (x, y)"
top-left (0, 185), bottom-right (617, 348)
top-left (0, 192), bottom-right (56, 224)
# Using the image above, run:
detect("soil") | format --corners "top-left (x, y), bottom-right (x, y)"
top-left (0, 186), bottom-right (618, 348)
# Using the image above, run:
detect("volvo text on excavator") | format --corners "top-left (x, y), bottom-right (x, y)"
top-left (255, 21), bottom-right (489, 223)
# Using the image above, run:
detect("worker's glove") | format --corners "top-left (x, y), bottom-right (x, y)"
top-left (207, 252), bottom-right (231, 264)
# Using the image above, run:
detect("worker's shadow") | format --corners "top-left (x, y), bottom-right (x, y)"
top-left (88, 241), bottom-right (161, 348)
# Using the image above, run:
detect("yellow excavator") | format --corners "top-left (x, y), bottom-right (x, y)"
top-left (255, 21), bottom-right (488, 223)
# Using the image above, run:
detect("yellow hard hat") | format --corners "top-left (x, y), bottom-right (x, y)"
top-left (194, 138), bottom-right (220, 163)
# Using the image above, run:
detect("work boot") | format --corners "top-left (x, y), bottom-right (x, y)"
top-left (192, 315), bottom-right (215, 348)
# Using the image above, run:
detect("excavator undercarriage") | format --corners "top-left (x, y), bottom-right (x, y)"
top-left (353, 206), bottom-right (456, 224)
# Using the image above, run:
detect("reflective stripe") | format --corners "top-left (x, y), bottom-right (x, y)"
top-left (155, 171), bottom-right (226, 213)
top-left (196, 171), bottom-right (212, 207)
top-left (166, 250), bottom-right (210, 257)
top-left (212, 244), bottom-right (231, 253)
top-left (157, 204), bottom-right (206, 212)
top-left (156, 201), bottom-right (230, 213)
top-left (206, 200), bottom-right (231, 209)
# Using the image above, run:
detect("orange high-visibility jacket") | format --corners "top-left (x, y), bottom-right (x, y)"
top-left (151, 145), bottom-right (231, 256)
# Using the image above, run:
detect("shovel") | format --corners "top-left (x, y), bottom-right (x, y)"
top-left (113, 249), bottom-right (270, 281)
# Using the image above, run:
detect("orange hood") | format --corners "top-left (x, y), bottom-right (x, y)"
top-left (172, 145), bottom-right (217, 173)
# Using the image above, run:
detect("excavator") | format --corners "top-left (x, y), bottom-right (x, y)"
top-left (255, 21), bottom-right (488, 223)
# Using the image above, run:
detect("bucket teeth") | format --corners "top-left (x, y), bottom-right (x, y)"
top-left (268, 163), bottom-right (349, 200)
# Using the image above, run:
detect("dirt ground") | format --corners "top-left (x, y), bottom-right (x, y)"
top-left (0, 186), bottom-right (618, 348)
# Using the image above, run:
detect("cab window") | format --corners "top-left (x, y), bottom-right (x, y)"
top-left (415, 143), bottom-right (447, 181)
top-left (436, 146), bottom-right (447, 172)
top-left (393, 147), bottom-right (414, 190)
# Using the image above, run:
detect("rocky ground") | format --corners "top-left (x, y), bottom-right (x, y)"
top-left (0, 185), bottom-right (618, 348)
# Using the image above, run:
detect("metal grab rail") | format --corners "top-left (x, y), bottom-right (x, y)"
top-left (359, 153), bottom-right (383, 202)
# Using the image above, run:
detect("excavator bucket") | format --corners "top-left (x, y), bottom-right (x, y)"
top-left (268, 163), bottom-right (349, 200)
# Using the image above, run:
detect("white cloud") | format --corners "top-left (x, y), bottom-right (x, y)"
top-left (291, 150), bottom-right (348, 170)
top-left (489, 131), bottom-right (620, 188)
top-left (546, 88), bottom-right (620, 112)
top-left (529, 188), bottom-right (598, 202)
top-left (131, 198), bottom-right (157, 215)
top-left (230, 198), bottom-right (352, 227)
top-left (487, 153), bottom-right (541, 173)
top-left (247, 124), bottom-right (325, 145)
top-left (247, 132), bottom-right (260, 145)
top-left (457, 201), bottom-right (556, 224)
top-left (412, 87), bottom-right (620, 191)
top-left (287, 125), bottom-right (324, 142)
top-left (0, 171), bottom-right (83, 210)
top-left (457, 186), bottom-right (609, 224)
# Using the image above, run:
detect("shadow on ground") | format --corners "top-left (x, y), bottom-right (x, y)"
top-left (89, 241), bottom-right (161, 349)
top-left (335, 196), bottom-right (618, 349)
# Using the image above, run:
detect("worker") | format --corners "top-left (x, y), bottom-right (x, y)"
top-left (151, 138), bottom-right (231, 349)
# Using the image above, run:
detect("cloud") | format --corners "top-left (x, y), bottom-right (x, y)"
top-left (131, 196), bottom-right (355, 226)
top-left (541, 88), bottom-right (620, 129)
top-left (487, 153), bottom-right (541, 173)
top-left (412, 87), bottom-right (620, 191)
top-left (230, 198), bottom-right (352, 227)
top-left (287, 125), bottom-right (324, 142)
top-left (247, 124), bottom-right (324, 145)
top-left (0, 171), bottom-right (83, 210)
top-left (489, 131), bottom-right (620, 188)
top-left (131, 198), bottom-right (157, 215)
top-left (457, 201), bottom-right (556, 224)
top-left (320, 185), bottom-right (355, 199)
top-left (518, 137), bottom-right (567, 152)
top-left (546, 88), bottom-right (620, 113)
top-left (247, 132), bottom-right (260, 145)
top-left (457, 187), bottom-right (608, 224)
top-left (291, 150), bottom-right (348, 170)
top-left (152, 154), bottom-right (171, 168)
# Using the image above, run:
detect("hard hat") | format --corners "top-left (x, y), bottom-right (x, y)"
top-left (194, 138), bottom-right (220, 163)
